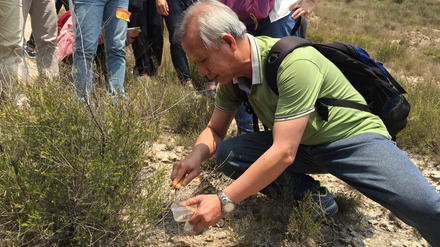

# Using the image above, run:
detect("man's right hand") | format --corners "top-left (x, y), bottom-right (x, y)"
top-left (170, 155), bottom-right (201, 189)
top-left (156, 0), bottom-right (169, 16)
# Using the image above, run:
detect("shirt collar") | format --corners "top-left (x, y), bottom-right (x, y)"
top-left (233, 34), bottom-right (262, 88)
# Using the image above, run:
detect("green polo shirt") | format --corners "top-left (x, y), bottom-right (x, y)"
top-left (215, 35), bottom-right (390, 145)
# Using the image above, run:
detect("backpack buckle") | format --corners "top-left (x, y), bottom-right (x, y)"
top-left (243, 101), bottom-right (253, 114)
top-left (267, 51), bottom-right (280, 64)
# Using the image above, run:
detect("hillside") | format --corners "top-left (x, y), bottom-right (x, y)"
top-left (10, 0), bottom-right (440, 246)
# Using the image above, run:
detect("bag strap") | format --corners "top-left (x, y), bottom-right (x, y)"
top-left (266, 36), bottom-right (376, 121)
top-left (315, 98), bottom-right (374, 121)
top-left (290, 16), bottom-right (302, 37)
top-left (266, 36), bottom-right (314, 96)
top-left (384, 69), bottom-right (407, 94)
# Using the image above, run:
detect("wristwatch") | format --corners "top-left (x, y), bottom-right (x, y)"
top-left (217, 191), bottom-right (236, 213)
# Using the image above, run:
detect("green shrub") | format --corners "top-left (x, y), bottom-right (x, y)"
top-left (397, 81), bottom-right (440, 163)
top-left (162, 81), bottom-right (215, 136)
top-left (423, 47), bottom-right (440, 62)
top-left (0, 78), bottom-right (166, 246)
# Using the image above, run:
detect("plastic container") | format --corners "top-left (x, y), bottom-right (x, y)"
top-left (183, 221), bottom-right (196, 234)
top-left (171, 202), bottom-right (198, 222)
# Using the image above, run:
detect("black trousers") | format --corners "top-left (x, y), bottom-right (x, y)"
top-left (130, 0), bottom-right (164, 76)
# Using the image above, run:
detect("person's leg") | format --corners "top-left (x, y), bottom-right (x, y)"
top-left (163, 0), bottom-right (192, 85)
top-left (56, 0), bottom-right (70, 13)
top-left (0, 0), bottom-right (26, 95)
top-left (216, 131), bottom-right (322, 200)
top-left (71, 0), bottom-right (104, 102)
top-left (27, 33), bottom-right (36, 49)
top-left (102, 0), bottom-right (128, 98)
top-left (146, 0), bottom-right (163, 76)
top-left (22, 1), bottom-right (35, 59)
top-left (132, 0), bottom-right (163, 77)
top-left (131, 2), bottom-right (150, 77)
top-left (56, 0), bottom-right (63, 14)
top-left (62, 0), bottom-right (70, 11)
top-left (308, 133), bottom-right (440, 246)
top-left (28, 0), bottom-right (59, 78)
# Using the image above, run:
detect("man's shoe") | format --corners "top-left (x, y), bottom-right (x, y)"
top-left (311, 186), bottom-right (338, 222)
top-left (24, 47), bottom-right (36, 58)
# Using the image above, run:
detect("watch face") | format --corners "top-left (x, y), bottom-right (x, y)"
top-left (224, 202), bottom-right (235, 213)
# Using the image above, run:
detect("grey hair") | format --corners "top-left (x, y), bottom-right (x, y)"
top-left (173, 0), bottom-right (247, 49)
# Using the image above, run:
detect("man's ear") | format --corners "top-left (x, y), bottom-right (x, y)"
top-left (221, 34), bottom-right (237, 52)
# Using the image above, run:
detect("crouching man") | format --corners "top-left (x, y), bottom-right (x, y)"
top-left (170, 0), bottom-right (440, 245)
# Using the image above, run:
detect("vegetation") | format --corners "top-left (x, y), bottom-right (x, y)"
top-left (0, 0), bottom-right (439, 245)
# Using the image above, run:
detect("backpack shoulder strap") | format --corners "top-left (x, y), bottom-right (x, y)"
top-left (232, 82), bottom-right (261, 132)
top-left (266, 36), bottom-right (314, 96)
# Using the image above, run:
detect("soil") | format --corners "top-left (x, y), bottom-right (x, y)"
top-left (141, 125), bottom-right (438, 247)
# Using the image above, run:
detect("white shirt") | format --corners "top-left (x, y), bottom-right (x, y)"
top-left (269, 0), bottom-right (301, 23)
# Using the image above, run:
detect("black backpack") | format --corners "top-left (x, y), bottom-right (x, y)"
top-left (235, 36), bottom-right (411, 140)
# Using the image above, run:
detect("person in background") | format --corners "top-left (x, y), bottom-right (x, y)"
top-left (155, 0), bottom-right (193, 88)
top-left (57, 10), bottom-right (139, 65)
top-left (22, 0), bottom-right (59, 79)
top-left (130, 0), bottom-right (163, 81)
top-left (156, 0), bottom-right (216, 92)
top-left (170, 2), bottom-right (440, 246)
top-left (70, 0), bottom-right (129, 104)
top-left (24, 0), bottom-right (69, 59)
top-left (227, 0), bottom-right (317, 134)
top-left (0, 0), bottom-right (26, 99)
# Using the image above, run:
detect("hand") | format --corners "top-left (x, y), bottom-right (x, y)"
top-left (128, 28), bottom-right (141, 38)
top-left (156, 0), bottom-right (169, 16)
top-left (290, 0), bottom-right (317, 19)
top-left (183, 194), bottom-right (226, 233)
top-left (170, 155), bottom-right (201, 189)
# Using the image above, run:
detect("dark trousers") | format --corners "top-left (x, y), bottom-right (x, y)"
top-left (130, 0), bottom-right (163, 76)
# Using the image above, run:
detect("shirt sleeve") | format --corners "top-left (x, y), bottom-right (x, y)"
top-left (274, 51), bottom-right (324, 122)
top-left (214, 82), bottom-right (243, 112)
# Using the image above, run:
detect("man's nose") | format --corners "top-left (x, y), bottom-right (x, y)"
top-left (197, 64), bottom-right (209, 77)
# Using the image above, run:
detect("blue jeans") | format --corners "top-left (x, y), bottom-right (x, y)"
top-left (71, 0), bottom-right (128, 101)
top-left (235, 11), bottom-right (300, 132)
top-left (216, 132), bottom-right (440, 246)
top-left (162, 0), bottom-right (193, 83)
top-left (235, 103), bottom-right (254, 133)
top-left (246, 10), bottom-right (300, 38)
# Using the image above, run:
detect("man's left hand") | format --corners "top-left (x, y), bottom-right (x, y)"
top-left (182, 194), bottom-right (226, 233)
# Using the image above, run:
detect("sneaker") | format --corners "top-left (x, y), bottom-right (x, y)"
top-left (184, 80), bottom-right (194, 88)
top-left (24, 47), bottom-right (36, 58)
top-left (137, 74), bottom-right (150, 82)
top-left (311, 186), bottom-right (338, 222)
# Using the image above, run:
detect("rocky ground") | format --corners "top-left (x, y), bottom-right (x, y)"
top-left (139, 16), bottom-right (440, 247)
top-left (141, 124), bottom-right (439, 247)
